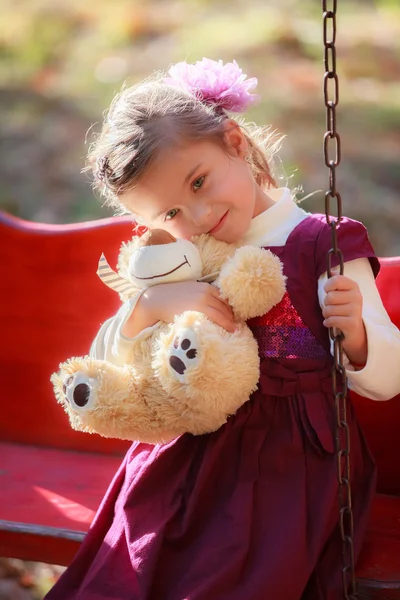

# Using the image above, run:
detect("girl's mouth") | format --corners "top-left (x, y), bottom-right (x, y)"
top-left (208, 211), bottom-right (228, 235)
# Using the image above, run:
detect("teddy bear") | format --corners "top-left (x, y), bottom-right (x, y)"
top-left (51, 229), bottom-right (286, 443)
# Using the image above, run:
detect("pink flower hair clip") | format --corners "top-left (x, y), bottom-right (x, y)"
top-left (164, 58), bottom-right (259, 113)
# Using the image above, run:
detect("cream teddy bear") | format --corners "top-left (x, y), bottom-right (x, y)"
top-left (51, 230), bottom-right (286, 443)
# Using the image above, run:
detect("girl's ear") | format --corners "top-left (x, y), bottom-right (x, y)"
top-left (222, 120), bottom-right (248, 159)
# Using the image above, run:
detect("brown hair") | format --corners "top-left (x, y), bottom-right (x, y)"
top-left (86, 72), bottom-right (283, 212)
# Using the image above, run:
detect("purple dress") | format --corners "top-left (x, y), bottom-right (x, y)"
top-left (46, 215), bottom-right (380, 600)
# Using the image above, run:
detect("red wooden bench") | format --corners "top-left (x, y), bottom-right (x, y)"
top-left (352, 256), bottom-right (400, 597)
top-left (0, 212), bottom-right (132, 566)
top-left (0, 211), bottom-right (399, 597)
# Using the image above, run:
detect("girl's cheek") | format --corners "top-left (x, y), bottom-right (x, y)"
top-left (163, 220), bottom-right (188, 239)
top-left (177, 226), bottom-right (194, 240)
top-left (161, 221), bottom-right (176, 235)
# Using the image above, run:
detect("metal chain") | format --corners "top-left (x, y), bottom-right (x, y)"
top-left (322, 2), bottom-right (358, 599)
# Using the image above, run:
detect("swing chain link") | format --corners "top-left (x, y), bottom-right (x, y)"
top-left (322, 2), bottom-right (358, 599)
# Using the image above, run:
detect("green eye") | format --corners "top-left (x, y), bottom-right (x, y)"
top-left (165, 208), bottom-right (179, 220)
top-left (193, 176), bottom-right (205, 191)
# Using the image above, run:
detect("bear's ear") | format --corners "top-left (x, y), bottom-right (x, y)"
top-left (140, 229), bottom-right (177, 246)
top-left (117, 236), bottom-right (145, 279)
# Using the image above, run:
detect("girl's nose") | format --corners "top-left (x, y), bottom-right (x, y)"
top-left (190, 203), bottom-right (212, 227)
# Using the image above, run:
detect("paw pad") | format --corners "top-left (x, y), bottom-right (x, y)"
top-left (169, 334), bottom-right (198, 379)
top-left (62, 372), bottom-right (97, 411)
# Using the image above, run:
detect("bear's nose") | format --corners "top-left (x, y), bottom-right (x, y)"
top-left (73, 383), bottom-right (91, 407)
top-left (141, 229), bottom-right (177, 246)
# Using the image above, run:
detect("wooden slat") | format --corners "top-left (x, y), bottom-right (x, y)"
top-left (356, 494), bottom-right (400, 593)
top-left (0, 520), bottom-right (85, 542)
top-left (0, 528), bottom-right (82, 566)
top-left (0, 441), bottom-right (123, 563)
top-left (0, 442), bottom-right (122, 529)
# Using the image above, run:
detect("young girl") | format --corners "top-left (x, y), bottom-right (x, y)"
top-left (46, 58), bottom-right (400, 600)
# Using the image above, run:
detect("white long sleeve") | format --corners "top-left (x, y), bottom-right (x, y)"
top-left (318, 258), bottom-right (400, 400)
top-left (90, 291), bottom-right (159, 364)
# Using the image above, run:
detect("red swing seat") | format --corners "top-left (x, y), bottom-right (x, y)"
top-left (351, 256), bottom-right (400, 597)
top-left (0, 212), bottom-right (132, 566)
top-left (0, 211), bottom-right (399, 598)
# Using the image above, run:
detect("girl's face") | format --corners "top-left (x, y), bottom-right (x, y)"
top-left (121, 124), bottom-right (275, 243)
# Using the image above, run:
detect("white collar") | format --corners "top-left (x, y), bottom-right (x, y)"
top-left (242, 187), bottom-right (308, 247)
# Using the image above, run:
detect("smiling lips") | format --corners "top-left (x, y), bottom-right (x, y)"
top-left (208, 211), bottom-right (228, 235)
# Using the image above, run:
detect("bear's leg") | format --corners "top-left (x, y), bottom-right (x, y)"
top-left (153, 311), bottom-right (260, 420)
top-left (51, 358), bottom-right (183, 443)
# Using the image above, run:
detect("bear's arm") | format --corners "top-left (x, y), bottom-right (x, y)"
top-left (193, 234), bottom-right (238, 278)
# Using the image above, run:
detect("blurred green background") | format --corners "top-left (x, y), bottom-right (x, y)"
top-left (0, 0), bottom-right (399, 259)
top-left (0, 1), bottom-right (399, 597)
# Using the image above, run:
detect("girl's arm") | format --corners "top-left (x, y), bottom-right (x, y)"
top-left (121, 280), bottom-right (235, 338)
top-left (318, 258), bottom-right (400, 400)
top-left (90, 281), bottom-right (235, 365)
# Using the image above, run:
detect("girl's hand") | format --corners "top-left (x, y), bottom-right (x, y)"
top-left (122, 281), bottom-right (236, 338)
top-left (323, 274), bottom-right (368, 367)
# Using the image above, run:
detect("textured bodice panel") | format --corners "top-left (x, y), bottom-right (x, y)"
top-left (248, 292), bottom-right (328, 361)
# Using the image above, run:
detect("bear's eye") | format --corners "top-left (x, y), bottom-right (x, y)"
top-left (73, 383), bottom-right (91, 407)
